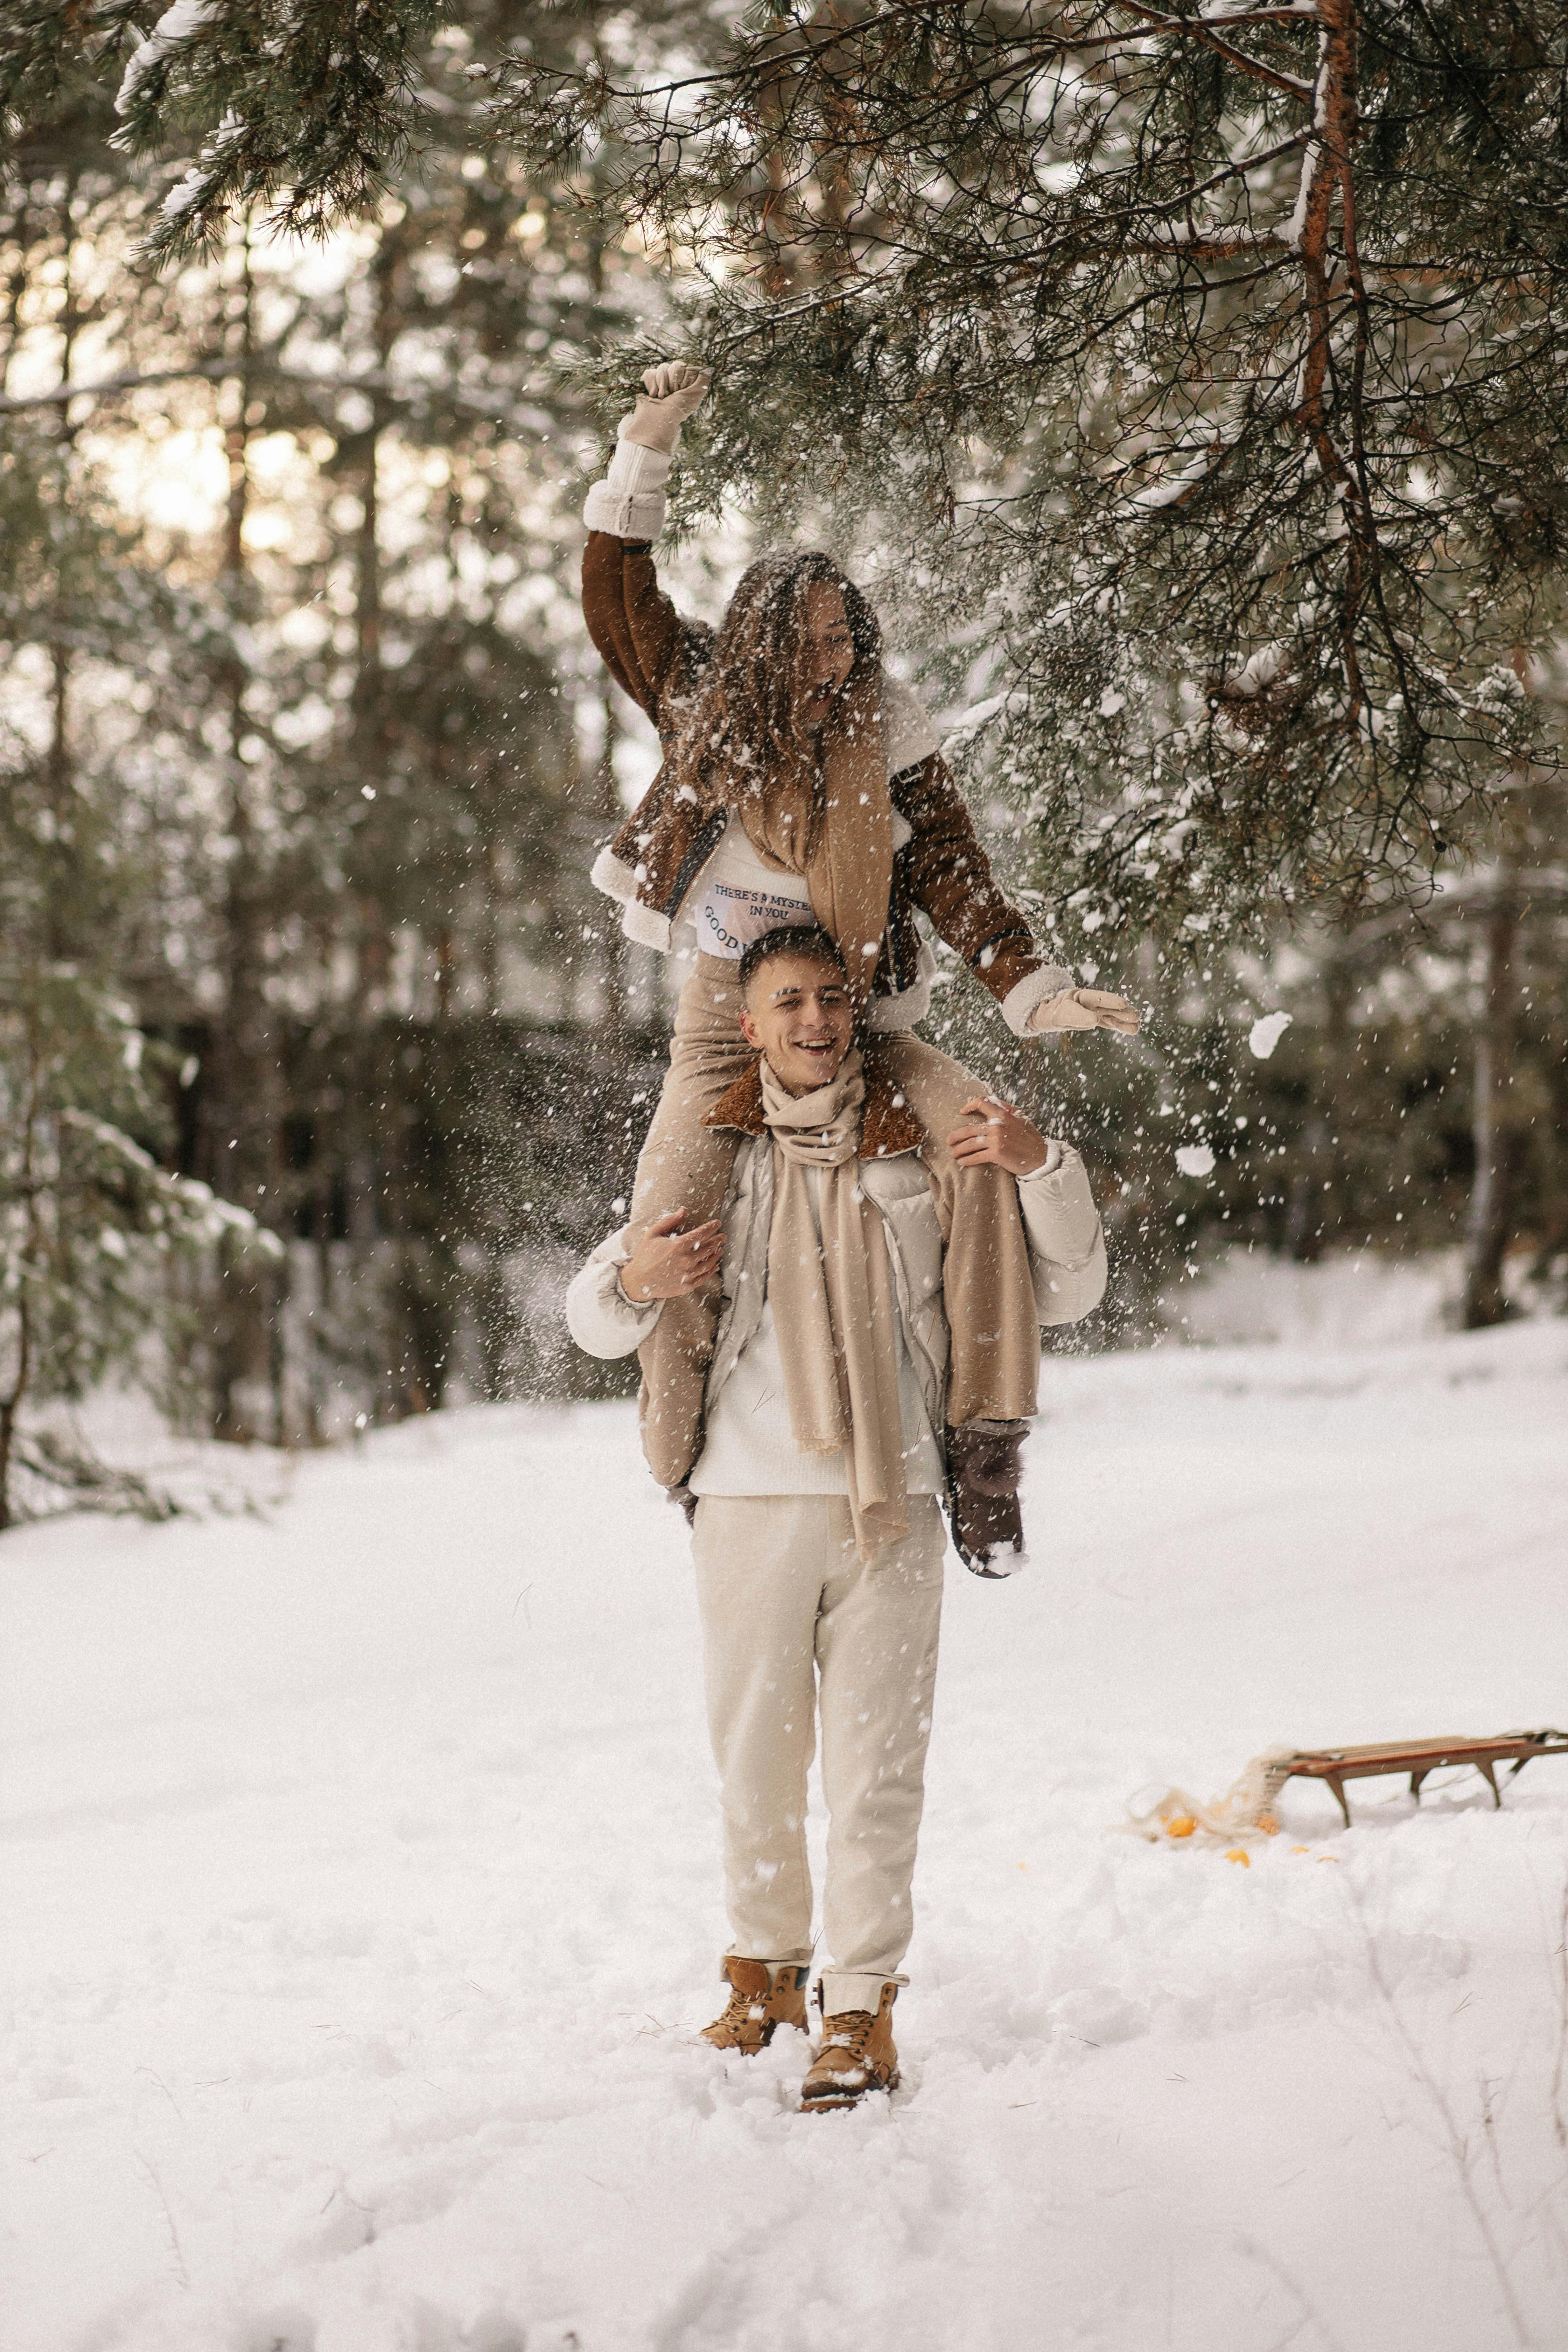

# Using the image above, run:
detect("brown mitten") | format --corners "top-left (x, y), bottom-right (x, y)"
top-left (945, 1419), bottom-right (1028, 1577)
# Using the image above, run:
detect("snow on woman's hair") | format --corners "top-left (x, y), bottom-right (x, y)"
top-left (665, 551), bottom-right (881, 834)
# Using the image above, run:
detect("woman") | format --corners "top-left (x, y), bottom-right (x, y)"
top-left (581, 362), bottom-right (1136, 1499)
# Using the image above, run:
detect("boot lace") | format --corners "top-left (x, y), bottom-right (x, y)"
top-left (820, 2009), bottom-right (876, 2070)
top-left (716, 1984), bottom-right (770, 2035)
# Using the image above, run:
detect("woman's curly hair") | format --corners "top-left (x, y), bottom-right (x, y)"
top-left (665, 551), bottom-right (881, 841)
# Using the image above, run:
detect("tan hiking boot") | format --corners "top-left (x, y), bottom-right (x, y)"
top-left (700, 1957), bottom-right (809, 2055)
top-left (800, 1982), bottom-right (900, 2112)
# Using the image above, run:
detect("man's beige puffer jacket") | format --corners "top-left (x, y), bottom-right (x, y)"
top-left (566, 1128), bottom-right (1107, 1440)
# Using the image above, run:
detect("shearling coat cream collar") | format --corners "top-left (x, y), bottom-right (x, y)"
top-left (704, 1049), bottom-right (924, 1161)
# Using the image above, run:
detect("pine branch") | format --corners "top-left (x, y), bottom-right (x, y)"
top-left (7, 1428), bottom-right (183, 1525)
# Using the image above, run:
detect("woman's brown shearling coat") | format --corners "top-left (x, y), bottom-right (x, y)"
top-left (582, 533), bottom-right (1055, 1011)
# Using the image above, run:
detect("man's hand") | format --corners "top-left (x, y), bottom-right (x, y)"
top-left (621, 362), bottom-right (712, 456)
top-left (619, 1208), bottom-right (725, 1302)
top-left (948, 1097), bottom-right (1051, 1177)
top-left (1028, 987), bottom-right (1140, 1037)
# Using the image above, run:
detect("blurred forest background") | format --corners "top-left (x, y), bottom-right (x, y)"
top-left (1, 1), bottom-right (1564, 1522)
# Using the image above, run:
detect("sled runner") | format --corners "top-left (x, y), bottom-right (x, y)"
top-left (1281, 1729), bottom-right (1568, 1828)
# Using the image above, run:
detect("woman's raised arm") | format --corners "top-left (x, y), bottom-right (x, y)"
top-left (581, 363), bottom-right (712, 727)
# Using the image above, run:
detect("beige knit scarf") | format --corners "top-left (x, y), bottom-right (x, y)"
top-left (760, 1049), bottom-right (909, 1560)
top-left (737, 672), bottom-right (892, 1011)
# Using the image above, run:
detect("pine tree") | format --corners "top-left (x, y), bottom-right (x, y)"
top-left (520, 0), bottom-right (1568, 927)
top-left (0, 430), bottom-right (279, 1524)
top-left (62, 2), bottom-right (1567, 933)
top-left (7, 5), bottom-right (668, 1435)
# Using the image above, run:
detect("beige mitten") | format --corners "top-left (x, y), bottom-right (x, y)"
top-left (620, 361), bottom-right (712, 455)
top-left (1028, 988), bottom-right (1141, 1036)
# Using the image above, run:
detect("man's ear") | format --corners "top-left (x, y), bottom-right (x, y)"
top-left (738, 1003), bottom-right (762, 1051)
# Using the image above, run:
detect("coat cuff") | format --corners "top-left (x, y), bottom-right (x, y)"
top-left (611, 428), bottom-right (673, 478)
top-left (583, 437), bottom-right (672, 539)
top-left (863, 939), bottom-right (937, 1032)
top-left (590, 841), bottom-right (638, 905)
top-left (584, 482), bottom-right (667, 539)
top-left (1020, 1140), bottom-right (1110, 1326)
top-left (1017, 1145), bottom-right (1104, 1272)
top-left (565, 1227), bottom-right (664, 1358)
top-left (999, 962), bottom-right (1076, 1038)
top-left (590, 844), bottom-right (674, 952)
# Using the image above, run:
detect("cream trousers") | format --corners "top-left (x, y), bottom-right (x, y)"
top-left (692, 1492), bottom-right (946, 2014)
top-left (630, 953), bottom-right (1040, 1488)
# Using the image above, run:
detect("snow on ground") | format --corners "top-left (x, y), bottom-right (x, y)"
top-left (1162, 1240), bottom-right (1542, 1349)
top-left (4, 1320), bottom-right (1567, 2352)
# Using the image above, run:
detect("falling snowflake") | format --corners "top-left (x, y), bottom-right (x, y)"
top-left (1247, 1012), bottom-right (1292, 1061)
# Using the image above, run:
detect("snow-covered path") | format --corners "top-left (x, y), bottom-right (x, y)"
top-left (4, 1326), bottom-right (1567, 2352)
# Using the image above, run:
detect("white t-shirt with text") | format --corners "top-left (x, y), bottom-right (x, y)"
top-left (687, 819), bottom-right (813, 959)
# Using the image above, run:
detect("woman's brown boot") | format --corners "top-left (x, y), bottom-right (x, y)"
top-left (945, 1418), bottom-right (1028, 1576)
top-left (799, 1982), bottom-right (900, 2112)
top-left (700, 1957), bottom-right (809, 2054)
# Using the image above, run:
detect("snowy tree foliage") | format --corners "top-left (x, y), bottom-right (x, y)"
top-left (0, 317), bottom-right (280, 1512)
top-left (1, 13), bottom-right (669, 1444)
top-left (34, 0), bottom-right (1568, 938)
top-left (0, 856), bottom-right (280, 1529)
top-left (3, 0), bottom-right (1563, 1413)
top-left (492, 0), bottom-right (1568, 936)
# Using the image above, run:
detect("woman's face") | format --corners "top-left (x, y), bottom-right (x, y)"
top-left (798, 582), bottom-right (856, 730)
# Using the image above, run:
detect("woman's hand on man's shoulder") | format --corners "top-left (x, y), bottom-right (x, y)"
top-left (619, 1208), bottom-right (726, 1301)
top-left (947, 1098), bottom-right (1052, 1178)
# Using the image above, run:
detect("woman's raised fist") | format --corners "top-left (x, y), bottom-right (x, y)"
top-left (621, 362), bottom-right (713, 455)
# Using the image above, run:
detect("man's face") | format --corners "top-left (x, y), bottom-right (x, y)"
top-left (799, 582), bottom-right (855, 731)
top-left (739, 953), bottom-right (854, 1096)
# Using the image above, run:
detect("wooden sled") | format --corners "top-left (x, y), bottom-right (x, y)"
top-left (1281, 1730), bottom-right (1568, 1828)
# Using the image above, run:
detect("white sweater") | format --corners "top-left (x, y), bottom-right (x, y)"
top-left (690, 1160), bottom-right (946, 1497)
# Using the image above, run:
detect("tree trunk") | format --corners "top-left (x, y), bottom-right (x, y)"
top-left (44, 178), bottom-right (81, 960)
top-left (0, 1255), bottom-right (32, 1531)
top-left (0, 1392), bottom-right (18, 1532)
top-left (0, 1015), bottom-right (44, 1531)
top-left (581, 225), bottom-right (631, 1039)
top-left (1461, 859), bottom-right (1524, 1328)
top-left (594, 685), bottom-right (630, 1031)
top-left (337, 235), bottom-right (396, 1289)
top-left (206, 225), bottom-right (280, 1441)
top-left (1285, 967), bottom-right (1351, 1262)
top-left (1283, 1111), bottom-right (1330, 1264)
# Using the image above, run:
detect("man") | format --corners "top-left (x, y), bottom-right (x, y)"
top-left (566, 926), bottom-right (1106, 2112)
top-left (580, 358), bottom-right (1139, 1525)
